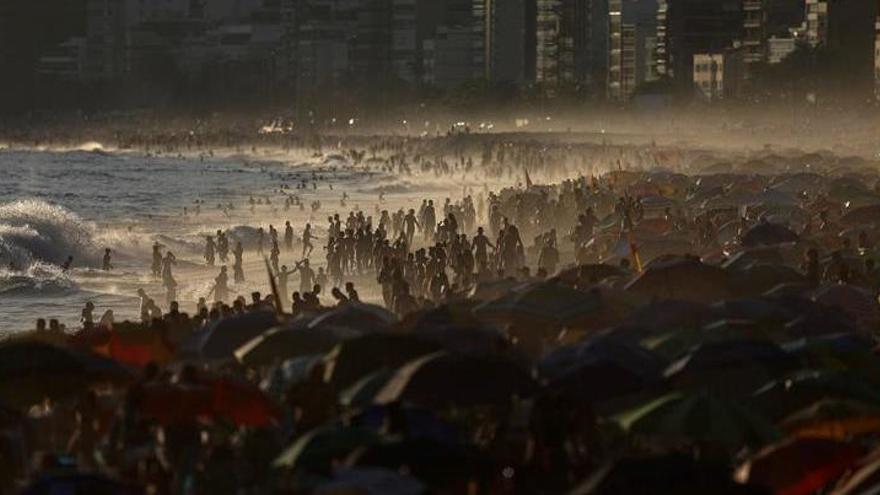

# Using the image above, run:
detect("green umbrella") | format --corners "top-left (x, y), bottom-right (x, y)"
top-left (617, 391), bottom-right (781, 452)
top-left (274, 426), bottom-right (381, 473)
top-left (750, 370), bottom-right (880, 422)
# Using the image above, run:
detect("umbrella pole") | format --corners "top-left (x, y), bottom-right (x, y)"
top-left (265, 258), bottom-right (286, 318)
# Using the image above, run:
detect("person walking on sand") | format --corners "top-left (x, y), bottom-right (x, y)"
top-left (302, 223), bottom-right (318, 258)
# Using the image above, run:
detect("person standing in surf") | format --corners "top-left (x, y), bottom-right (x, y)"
top-left (162, 251), bottom-right (177, 305)
top-left (102, 248), bottom-right (113, 271)
top-left (232, 241), bottom-right (245, 283)
top-left (151, 242), bottom-right (163, 277)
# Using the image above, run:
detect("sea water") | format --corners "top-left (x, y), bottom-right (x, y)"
top-left (0, 147), bottom-right (419, 335)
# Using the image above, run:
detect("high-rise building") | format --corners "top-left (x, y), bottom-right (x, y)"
top-left (742, 0), bottom-right (766, 67)
top-left (804, 0), bottom-right (828, 47)
top-left (536, 0), bottom-right (595, 94)
top-left (876, 16), bottom-right (880, 101)
top-left (423, 0), bottom-right (534, 88)
top-left (353, 0), bottom-right (418, 84)
top-left (608, 0), bottom-right (658, 101)
top-left (656, 0), bottom-right (743, 83)
top-left (84, 0), bottom-right (129, 81)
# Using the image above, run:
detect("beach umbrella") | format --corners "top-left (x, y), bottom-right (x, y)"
top-left (348, 437), bottom-right (493, 489)
top-left (350, 404), bottom-right (464, 446)
top-left (545, 360), bottom-right (662, 404)
top-left (730, 264), bottom-right (806, 297)
top-left (782, 333), bottom-right (880, 381)
top-left (414, 324), bottom-right (512, 356)
top-left (618, 391), bottom-right (781, 451)
top-left (393, 301), bottom-right (483, 334)
top-left (665, 340), bottom-right (799, 395)
top-left (373, 352), bottom-right (538, 408)
top-left (185, 310), bottom-right (277, 361)
top-left (0, 341), bottom-right (134, 406)
top-left (625, 257), bottom-right (734, 304)
top-left (138, 377), bottom-right (282, 427)
top-left (474, 281), bottom-right (602, 328)
top-left (261, 354), bottom-right (324, 398)
top-left (570, 454), bottom-right (764, 495)
top-left (273, 426), bottom-right (380, 473)
top-left (841, 204), bottom-right (880, 227)
top-left (643, 320), bottom-right (771, 361)
top-left (235, 324), bottom-right (360, 368)
top-left (735, 437), bottom-right (864, 495)
top-left (781, 399), bottom-right (880, 440)
top-left (324, 333), bottom-right (441, 390)
top-left (831, 449), bottom-right (880, 495)
top-left (308, 302), bottom-right (396, 333)
top-left (620, 300), bottom-right (714, 335)
top-left (22, 474), bottom-right (140, 495)
top-left (742, 223), bottom-right (799, 248)
top-left (339, 369), bottom-right (396, 409)
top-left (538, 331), bottom-right (665, 383)
top-left (315, 467), bottom-right (426, 495)
top-left (469, 277), bottom-right (527, 301)
top-left (813, 285), bottom-right (880, 335)
top-left (555, 264), bottom-right (626, 286)
top-left (750, 370), bottom-right (880, 422)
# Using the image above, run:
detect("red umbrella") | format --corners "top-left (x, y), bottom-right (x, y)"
top-left (736, 437), bottom-right (864, 495)
top-left (138, 377), bottom-right (281, 427)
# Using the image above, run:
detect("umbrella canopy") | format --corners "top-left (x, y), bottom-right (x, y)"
top-left (350, 404), bottom-right (464, 446)
top-left (413, 324), bottom-right (512, 356)
top-left (469, 277), bottom-right (528, 301)
top-left (618, 391), bottom-right (781, 452)
top-left (324, 333), bottom-right (441, 390)
top-left (735, 437), bottom-right (864, 495)
top-left (742, 222), bottom-right (800, 248)
top-left (556, 264), bottom-right (627, 286)
top-left (308, 302), bottom-right (397, 333)
top-left (373, 352), bottom-right (538, 408)
top-left (781, 399), bottom-right (880, 441)
top-left (625, 258), bottom-right (734, 304)
top-left (184, 310), bottom-right (277, 361)
top-left (730, 264), bottom-right (806, 297)
top-left (620, 300), bottom-right (715, 337)
top-left (347, 437), bottom-right (493, 489)
top-left (22, 474), bottom-right (140, 495)
top-left (832, 449), bottom-right (880, 495)
top-left (474, 281), bottom-right (603, 328)
top-left (841, 204), bottom-right (880, 227)
top-left (137, 377), bottom-right (282, 426)
top-left (665, 340), bottom-right (799, 395)
top-left (273, 426), bottom-right (380, 473)
top-left (0, 341), bottom-right (134, 406)
top-left (538, 331), bottom-right (666, 383)
top-left (812, 285), bottom-right (880, 335)
top-left (750, 370), bottom-right (880, 422)
top-left (570, 454), bottom-right (764, 495)
top-left (315, 467), bottom-right (426, 495)
top-left (235, 324), bottom-right (360, 368)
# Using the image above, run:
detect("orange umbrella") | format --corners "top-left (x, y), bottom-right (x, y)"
top-left (736, 437), bottom-right (864, 495)
top-left (781, 400), bottom-right (880, 441)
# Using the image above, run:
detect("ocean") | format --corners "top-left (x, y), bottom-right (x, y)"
top-left (0, 146), bottom-right (429, 335)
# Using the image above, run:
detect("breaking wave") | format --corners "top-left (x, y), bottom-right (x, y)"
top-left (0, 199), bottom-right (99, 269)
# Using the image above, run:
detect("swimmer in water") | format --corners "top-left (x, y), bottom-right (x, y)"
top-left (102, 248), bottom-right (113, 271)
top-left (62, 256), bottom-right (74, 272)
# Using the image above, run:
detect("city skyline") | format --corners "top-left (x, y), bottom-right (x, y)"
top-left (1, 0), bottom-right (879, 113)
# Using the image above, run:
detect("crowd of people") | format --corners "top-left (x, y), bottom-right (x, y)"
top-left (4, 134), bottom-right (880, 494)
